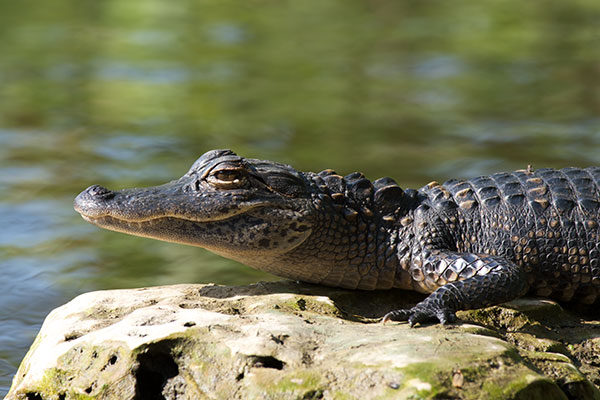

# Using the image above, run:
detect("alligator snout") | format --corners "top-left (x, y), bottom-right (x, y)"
top-left (74, 185), bottom-right (115, 217)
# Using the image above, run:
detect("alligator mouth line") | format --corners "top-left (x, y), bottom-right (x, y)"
top-left (80, 214), bottom-right (217, 234)
top-left (80, 214), bottom-right (180, 227)
top-left (77, 204), bottom-right (266, 225)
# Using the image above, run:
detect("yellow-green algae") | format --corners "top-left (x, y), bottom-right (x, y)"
top-left (275, 294), bottom-right (345, 319)
top-left (394, 356), bottom-right (565, 400)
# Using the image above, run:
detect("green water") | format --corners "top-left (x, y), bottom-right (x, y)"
top-left (1, 0), bottom-right (599, 395)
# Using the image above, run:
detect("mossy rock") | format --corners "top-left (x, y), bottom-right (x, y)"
top-left (6, 282), bottom-right (600, 399)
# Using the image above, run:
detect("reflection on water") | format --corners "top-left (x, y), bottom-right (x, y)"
top-left (1, 0), bottom-right (600, 395)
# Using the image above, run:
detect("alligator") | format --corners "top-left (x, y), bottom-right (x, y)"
top-left (74, 149), bottom-right (600, 326)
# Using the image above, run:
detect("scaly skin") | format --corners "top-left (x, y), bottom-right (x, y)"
top-left (74, 150), bottom-right (600, 326)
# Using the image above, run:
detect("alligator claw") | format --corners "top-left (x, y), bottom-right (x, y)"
top-left (382, 307), bottom-right (456, 327)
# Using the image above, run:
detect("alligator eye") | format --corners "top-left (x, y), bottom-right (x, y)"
top-left (207, 169), bottom-right (246, 188)
top-left (216, 171), bottom-right (240, 181)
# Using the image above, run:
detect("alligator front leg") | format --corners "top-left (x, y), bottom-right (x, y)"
top-left (383, 251), bottom-right (529, 326)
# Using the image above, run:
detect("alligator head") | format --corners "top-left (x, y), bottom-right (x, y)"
top-left (74, 150), bottom-right (316, 272)
top-left (75, 149), bottom-right (413, 289)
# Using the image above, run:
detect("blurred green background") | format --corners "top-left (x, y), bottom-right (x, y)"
top-left (1, 0), bottom-right (599, 394)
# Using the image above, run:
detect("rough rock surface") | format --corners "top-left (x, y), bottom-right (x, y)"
top-left (6, 281), bottom-right (600, 400)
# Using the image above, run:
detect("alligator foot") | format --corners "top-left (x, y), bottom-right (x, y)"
top-left (382, 306), bottom-right (457, 327)
top-left (382, 252), bottom-right (530, 327)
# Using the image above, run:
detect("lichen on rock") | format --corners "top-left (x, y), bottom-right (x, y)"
top-left (6, 281), bottom-right (600, 400)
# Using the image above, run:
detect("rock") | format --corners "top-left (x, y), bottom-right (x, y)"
top-left (6, 281), bottom-right (600, 400)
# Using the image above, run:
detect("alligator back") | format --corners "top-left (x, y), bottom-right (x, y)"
top-left (421, 167), bottom-right (600, 304)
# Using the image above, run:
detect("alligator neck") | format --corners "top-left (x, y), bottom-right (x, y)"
top-left (253, 170), bottom-right (420, 290)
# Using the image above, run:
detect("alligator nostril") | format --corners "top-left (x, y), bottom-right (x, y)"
top-left (87, 185), bottom-right (114, 198)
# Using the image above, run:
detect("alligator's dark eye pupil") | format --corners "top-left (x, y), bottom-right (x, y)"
top-left (215, 171), bottom-right (240, 181)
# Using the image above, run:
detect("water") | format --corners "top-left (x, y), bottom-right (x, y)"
top-left (1, 0), bottom-right (599, 395)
